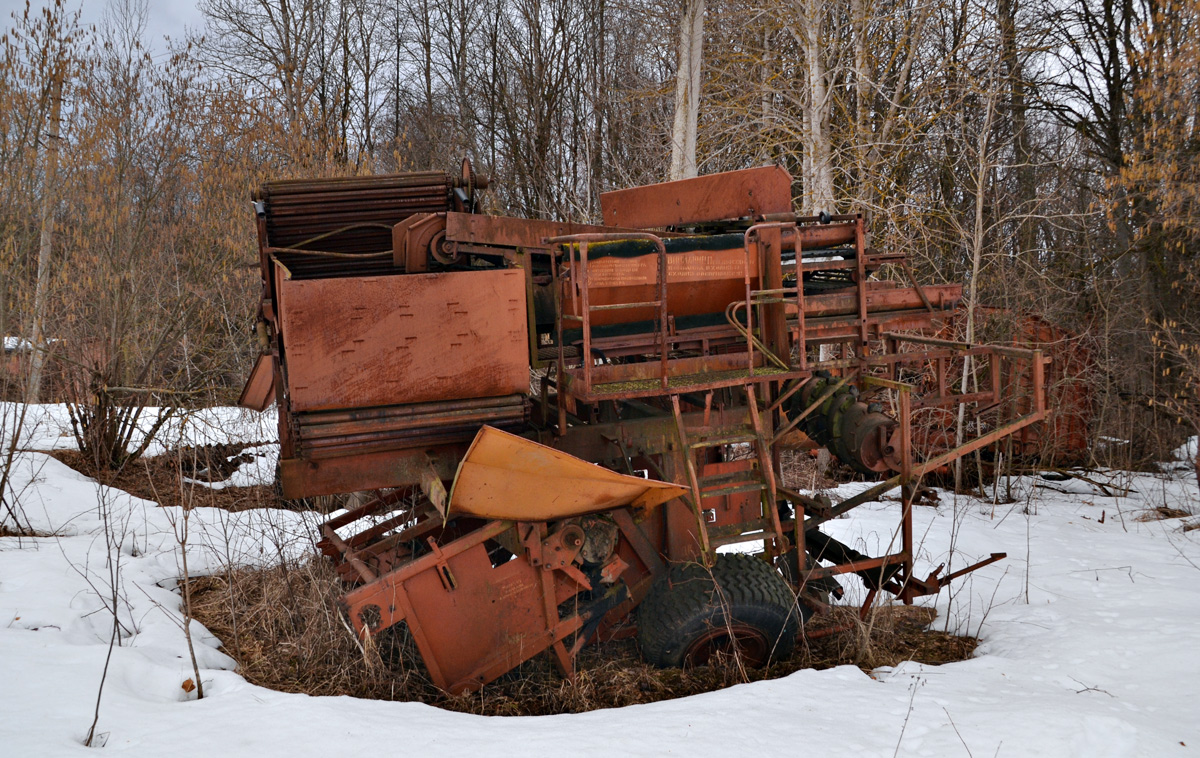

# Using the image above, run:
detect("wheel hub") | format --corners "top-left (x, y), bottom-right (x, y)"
top-left (683, 623), bottom-right (771, 668)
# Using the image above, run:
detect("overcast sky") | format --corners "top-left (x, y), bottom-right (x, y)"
top-left (1, 0), bottom-right (204, 52)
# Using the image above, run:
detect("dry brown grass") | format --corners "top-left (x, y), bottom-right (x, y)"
top-left (188, 560), bottom-right (976, 716)
top-left (0, 524), bottom-right (50, 537)
top-left (1136, 506), bottom-right (1193, 522)
top-left (47, 443), bottom-right (976, 714)
top-left (780, 448), bottom-right (838, 491)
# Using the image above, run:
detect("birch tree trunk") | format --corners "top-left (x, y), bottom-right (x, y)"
top-left (758, 25), bottom-right (772, 164)
top-left (954, 91), bottom-right (997, 492)
top-left (26, 67), bottom-right (63, 405)
top-left (796, 0), bottom-right (834, 213)
top-left (669, 0), bottom-right (704, 181)
top-left (852, 0), bottom-right (868, 197)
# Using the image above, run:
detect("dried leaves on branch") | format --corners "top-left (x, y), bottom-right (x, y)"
top-left (1, 0), bottom-right (1197, 463)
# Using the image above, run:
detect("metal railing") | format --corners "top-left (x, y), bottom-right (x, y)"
top-left (548, 232), bottom-right (670, 395)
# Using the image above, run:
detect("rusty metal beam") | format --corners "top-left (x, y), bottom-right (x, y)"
top-left (599, 166), bottom-right (793, 228)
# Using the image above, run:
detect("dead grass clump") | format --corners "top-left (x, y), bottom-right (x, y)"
top-left (189, 560), bottom-right (977, 716)
top-left (1136, 506), bottom-right (1192, 522)
top-left (804, 605), bottom-right (977, 670)
top-left (189, 559), bottom-right (441, 701)
top-left (0, 524), bottom-right (51, 538)
top-left (50, 448), bottom-right (286, 512)
top-left (780, 449), bottom-right (837, 491)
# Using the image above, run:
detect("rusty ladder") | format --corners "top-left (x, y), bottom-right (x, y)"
top-left (670, 385), bottom-right (789, 563)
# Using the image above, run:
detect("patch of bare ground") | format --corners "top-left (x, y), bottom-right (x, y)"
top-left (1136, 506), bottom-right (1192, 522)
top-left (188, 559), bottom-right (976, 716)
top-left (48, 447), bottom-right (292, 512)
top-left (0, 524), bottom-right (51, 538)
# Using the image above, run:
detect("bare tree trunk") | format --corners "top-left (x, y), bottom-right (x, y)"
top-left (669, 0), bottom-right (704, 181)
top-left (26, 67), bottom-right (63, 405)
top-left (392, 4), bottom-right (401, 152)
top-left (852, 0), bottom-right (868, 196)
top-left (177, 502), bottom-right (204, 700)
top-left (591, 0), bottom-right (607, 215)
top-left (758, 25), bottom-right (772, 164)
top-left (796, 0), bottom-right (834, 213)
top-left (1000, 0), bottom-right (1034, 257)
top-left (955, 91), bottom-right (997, 492)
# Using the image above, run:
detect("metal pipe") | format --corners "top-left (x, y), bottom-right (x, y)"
top-left (321, 525), bottom-right (378, 583)
top-left (883, 332), bottom-right (1046, 361)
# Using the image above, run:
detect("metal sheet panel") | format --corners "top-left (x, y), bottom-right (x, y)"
top-left (449, 426), bottom-right (688, 520)
top-left (599, 166), bottom-right (793, 228)
top-left (699, 459), bottom-right (762, 529)
top-left (397, 541), bottom-right (549, 691)
top-left (278, 269), bottom-right (529, 411)
top-left (237, 354), bottom-right (276, 411)
top-left (279, 444), bottom-right (465, 499)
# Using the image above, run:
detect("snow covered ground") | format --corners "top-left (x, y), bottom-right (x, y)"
top-left (2, 404), bottom-right (1199, 757)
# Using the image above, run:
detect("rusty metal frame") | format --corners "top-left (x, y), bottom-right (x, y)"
top-left (325, 497), bottom-right (667, 694)
top-left (787, 339), bottom-right (1046, 605)
top-left (549, 232), bottom-right (671, 394)
top-left (242, 164), bottom-right (1063, 693)
top-left (535, 207), bottom-right (1039, 603)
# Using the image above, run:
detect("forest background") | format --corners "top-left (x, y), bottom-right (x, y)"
top-left (0, 0), bottom-right (1196, 471)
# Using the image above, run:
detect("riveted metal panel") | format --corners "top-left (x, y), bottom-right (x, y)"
top-left (278, 268), bottom-right (529, 412)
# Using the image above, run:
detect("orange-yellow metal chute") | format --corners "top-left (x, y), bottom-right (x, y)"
top-left (448, 426), bottom-right (688, 520)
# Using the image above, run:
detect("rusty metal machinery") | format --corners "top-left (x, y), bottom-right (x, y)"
top-left (252, 160), bottom-right (486, 258)
top-left (241, 162), bottom-right (1049, 695)
top-left (789, 373), bottom-right (903, 474)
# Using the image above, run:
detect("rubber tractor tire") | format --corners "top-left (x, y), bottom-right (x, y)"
top-left (637, 553), bottom-right (806, 669)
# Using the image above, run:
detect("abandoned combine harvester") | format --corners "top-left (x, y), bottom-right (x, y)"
top-left (239, 161), bottom-right (1047, 694)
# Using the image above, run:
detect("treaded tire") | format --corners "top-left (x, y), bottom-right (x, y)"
top-left (637, 553), bottom-right (805, 669)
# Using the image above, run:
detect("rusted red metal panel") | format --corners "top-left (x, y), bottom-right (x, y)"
top-left (599, 166), bottom-right (793, 228)
top-left (700, 460), bottom-right (762, 528)
top-left (237, 354), bottom-right (276, 411)
top-left (379, 542), bottom-right (549, 691)
top-left (339, 522), bottom-right (583, 693)
top-left (277, 268), bottom-right (529, 412)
